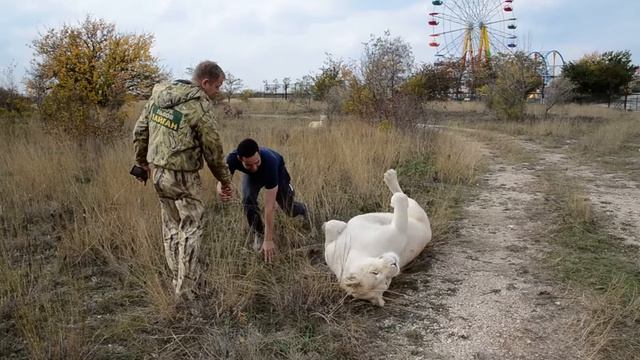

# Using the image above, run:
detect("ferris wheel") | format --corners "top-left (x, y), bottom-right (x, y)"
top-left (428, 0), bottom-right (518, 67)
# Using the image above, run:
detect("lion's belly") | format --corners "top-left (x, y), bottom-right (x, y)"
top-left (325, 218), bottom-right (430, 273)
top-left (398, 222), bottom-right (431, 267)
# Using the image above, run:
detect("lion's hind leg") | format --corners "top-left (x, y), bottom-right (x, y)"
top-left (323, 220), bottom-right (347, 246)
top-left (384, 169), bottom-right (403, 194)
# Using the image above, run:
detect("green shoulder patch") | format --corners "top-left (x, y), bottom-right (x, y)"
top-left (150, 104), bottom-right (183, 131)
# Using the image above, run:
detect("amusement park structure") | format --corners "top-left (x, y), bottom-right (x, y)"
top-left (428, 0), bottom-right (518, 62)
top-left (529, 50), bottom-right (566, 101)
top-left (427, 0), bottom-right (519, 95)
top-left (427, 1), bottom-right (566, 100)
top-left (529, 50), bottom-right (565, 85)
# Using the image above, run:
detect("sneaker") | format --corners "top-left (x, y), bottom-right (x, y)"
top-left (253, 233), bottom-right (264, 252)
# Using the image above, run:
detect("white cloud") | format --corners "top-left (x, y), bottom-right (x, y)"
top-left (1, 0), bottom-right (638, 91)
top-left (1, 0), bottom-right (437, 89)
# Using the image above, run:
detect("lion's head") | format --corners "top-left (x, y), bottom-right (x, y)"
top-left (340, 252), bottom-right (400, 306)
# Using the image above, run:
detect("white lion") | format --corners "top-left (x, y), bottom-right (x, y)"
top-left (323, 169), bottom-right (432, 306)
top-left (308, 120), bottom-right (325, 129)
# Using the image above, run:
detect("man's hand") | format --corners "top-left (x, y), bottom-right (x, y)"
top-left (261, 239), bottom-right (276, 263)
top-left (133, 164), bottom-right (150, 184)
top-left (216, 182), bottom-right (233, 201)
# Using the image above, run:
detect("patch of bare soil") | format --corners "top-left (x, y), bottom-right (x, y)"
top-left (374, 136), bottom-right (585, 359)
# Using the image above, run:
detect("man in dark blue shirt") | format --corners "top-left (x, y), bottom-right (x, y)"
top-left (217, 138), bottom-right (307, 262)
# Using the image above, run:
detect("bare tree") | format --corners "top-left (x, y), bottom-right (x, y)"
top-left (326, 85), bottom-right (348, 119)
top-left (485, 52), bottom-right (543, 121)
top-left (222, 72), bottom-right (243, 103)
top-left (282, 77), bottom-right (291, 100)
top-left (544, 76), bottom-right (575, 118)
top-left (1, 61), bottom-right (18, 92)
top-left (291, 75), bottom-right (314, 109)
top-left (313, 53), bottom-right (347, 101)
top-left (360, 30), bottom-right (414, 119)
top-left (0, 61), bottom-right (31, 115)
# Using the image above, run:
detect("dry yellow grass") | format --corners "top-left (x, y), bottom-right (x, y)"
top-left (5, 98), bottom-right (638, 359)
top-left (0, 108), bottom-right (480, 358)
top-left (577, 118), bottom-right (640, 155)
top-left (528, 102), bottom-right (634, 119)
top-left (431, 131), bottom-right (483, 185)
top-left (444, 102), bottom-right (640, 163)
top-left (539, 172), bottom-right (640, 360)
top-left (433, 100), bottom-right (636, 119)
top-left (235, 97), bottom-right (325, 114)
top-left (427, 100), bottom-right (487, 113)
top-left (565, 190), bottom-right (594, 226)
top-left (579, 277), bottom-right (640, 360)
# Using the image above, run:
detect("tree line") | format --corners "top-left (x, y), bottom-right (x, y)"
top-left (1, 16), bottom-right (638, 135)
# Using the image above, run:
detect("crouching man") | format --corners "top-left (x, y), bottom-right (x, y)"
top-left (217, 138), bottom-right (307, 262)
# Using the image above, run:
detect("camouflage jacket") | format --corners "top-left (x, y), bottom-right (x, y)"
top-left (133, 80), bottom-right (232, 185)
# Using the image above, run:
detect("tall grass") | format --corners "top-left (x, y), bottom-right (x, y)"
top-left (443, 102), bottom-right (640, 163)
top-left (577, 118), bottom-right (640, 155)
top-left (0, 110), bottom-right (480, 359)
top-left (430, 131), bottom-right (483, 185)
top-left (228, 97), bottom-right (325, 115)
top-left (528, 103), bottom-right (635, 119)
top-left (580, 278), bottom-right (640, 360)
top-left (428, 100), bottom-right (486, 113)
top-left (541, 175), bottom-right (640, 360)
top-left (429, 100), bottom-right (634, 120)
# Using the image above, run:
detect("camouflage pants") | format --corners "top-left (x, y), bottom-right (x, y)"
top-left (152, 167), bottom-right (204, 297)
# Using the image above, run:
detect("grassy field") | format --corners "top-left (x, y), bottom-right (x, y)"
top-left (3, 97), bottom-right (638, 359)
top-left (0, 98), bottom-right (481, 359)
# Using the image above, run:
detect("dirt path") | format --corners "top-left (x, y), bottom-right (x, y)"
top-left (376, 134), bottom-right (586, 359)
top-left (375, 128), bottom-right (640, 359)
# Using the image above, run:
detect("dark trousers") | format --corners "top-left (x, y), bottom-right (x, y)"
top-left (241, 175), bottom-right (307, 235)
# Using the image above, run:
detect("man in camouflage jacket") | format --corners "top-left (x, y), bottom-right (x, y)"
top-left (133, 60), bottom-right (233, 298)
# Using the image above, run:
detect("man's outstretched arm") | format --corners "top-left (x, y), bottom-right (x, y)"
top-left (262, 186), bottom-right (278, 262)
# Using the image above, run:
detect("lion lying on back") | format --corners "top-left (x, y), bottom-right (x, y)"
top-left (323, 169), bottom-right (432, 306)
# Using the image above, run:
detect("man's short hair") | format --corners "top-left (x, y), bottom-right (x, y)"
top-left (237, 138), bottom-right (259, 158)
top-left (192, 60), bottom-right (225, 83)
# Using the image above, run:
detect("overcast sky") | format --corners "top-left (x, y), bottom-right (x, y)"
top-left (1, 0), bottom-right (638, 91)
